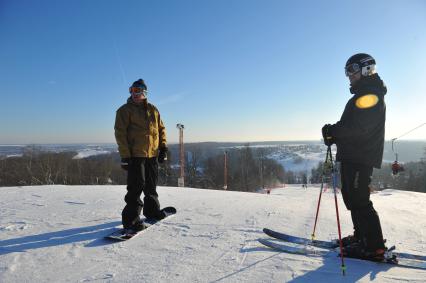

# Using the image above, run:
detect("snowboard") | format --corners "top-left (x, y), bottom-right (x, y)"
top-left (260, 228), bottom-right (426, 269)
top-left (105, 206), bottom-right (176, 241)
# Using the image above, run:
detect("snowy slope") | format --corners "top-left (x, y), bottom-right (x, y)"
top-left (72, 149), bottom-right (111, 159)
top-left (0, 185), bottom-right (425, 282)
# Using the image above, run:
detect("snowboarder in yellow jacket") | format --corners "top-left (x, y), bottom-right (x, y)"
top-left (115, 79), bottom-right (168, 231)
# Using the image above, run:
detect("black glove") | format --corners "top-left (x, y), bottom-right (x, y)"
top-left (322, 124), bottom-right (335, 146)
top-left (158, 147), bottom-right (168, 164)
top-left (121, 158), bottom-right (131, 171)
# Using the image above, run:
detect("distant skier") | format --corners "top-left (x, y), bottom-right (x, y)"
top-left (114, 79), bottom-right (169, 233)
top-left (322, 53), bottom-right (388, 261)
top-left (302, 174), bottom-right (308, 188)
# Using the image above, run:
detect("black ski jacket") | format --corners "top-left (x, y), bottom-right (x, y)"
top-left (329, 74), bottom-right (387, 168)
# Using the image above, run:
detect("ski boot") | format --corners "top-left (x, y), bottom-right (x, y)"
top-left (342, 242), bottom-right (397, 263)
top-left (339, 234), bottom-right (360, 247)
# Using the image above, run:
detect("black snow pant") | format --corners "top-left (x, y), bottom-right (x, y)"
top-left (122, 157), bottom-right (162, 229)
top-left (340, 162), bottom-right (385, 251)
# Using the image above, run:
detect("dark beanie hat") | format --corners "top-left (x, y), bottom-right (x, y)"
top-left (131, 79), bottom-right (147, 90)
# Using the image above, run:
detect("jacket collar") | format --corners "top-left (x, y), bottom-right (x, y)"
top-left (350, 74), bottom-right (387, 97)
top-left (127, 97), bottom-right (148, 108)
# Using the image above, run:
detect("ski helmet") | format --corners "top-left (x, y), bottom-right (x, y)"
top-left (345, 53), bottom-right (376, 77)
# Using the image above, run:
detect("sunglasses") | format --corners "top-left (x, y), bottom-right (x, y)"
top-left (129, 87), bottom-right (148, 95)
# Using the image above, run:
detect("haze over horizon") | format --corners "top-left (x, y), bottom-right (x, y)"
top-left (1, 138), bottom-right (426, 146)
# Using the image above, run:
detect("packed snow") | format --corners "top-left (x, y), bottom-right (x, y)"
top-left (0, 185), bottom-right (425, 282)
top-left (72, 149), bottom-right (111, 159)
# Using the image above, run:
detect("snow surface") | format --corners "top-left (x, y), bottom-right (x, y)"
top-left (0, 185), bottom-right (425, 283)
top-left (72, 149), bottom-right (111, 159)
top-left (271, 151), bottom-right (324, 173)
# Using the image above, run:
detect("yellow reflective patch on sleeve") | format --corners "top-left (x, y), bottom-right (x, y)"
top-left (355, 94), bottom-right (379, 109)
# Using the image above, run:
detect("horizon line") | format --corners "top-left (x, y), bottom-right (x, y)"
top-left (1, 139), bottom-right (426, 146)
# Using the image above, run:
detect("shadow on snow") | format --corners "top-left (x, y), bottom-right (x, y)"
top-left (211, 238), bottom-right (394, 283)
top-left (0, 221), bottom-right (121, 255)
top-left (258, 239), bottom-right (393, 283)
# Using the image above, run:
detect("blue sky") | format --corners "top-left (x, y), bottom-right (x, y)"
top-left (1, 0), bottom-right (425, 144)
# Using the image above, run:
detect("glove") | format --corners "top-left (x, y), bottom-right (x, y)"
top-left (121, 158), bottom-right (131, 171)
top-left (158, 147), bottom-right (168, 164)
top-left (322, 124), bottom-right (335, 146)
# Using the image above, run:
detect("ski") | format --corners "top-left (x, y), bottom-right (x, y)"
top-left (106, 207), bottom-right (176, 241)
top-left (258, 238), bottom-right (426, 270)
top-left (263, 228), bottom-right (426, 262)
top-left (259, 238), bottom-right (329, 256)
top-left (263, 228), bottom-right (338, 249)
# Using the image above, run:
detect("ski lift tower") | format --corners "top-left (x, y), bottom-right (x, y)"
top-left (176, 124), bottom-right (185, 187)
top-left (223, 151), bottom-right (228, 190)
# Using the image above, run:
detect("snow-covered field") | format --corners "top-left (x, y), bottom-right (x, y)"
top-left (270, 151), bottom-right (325, 173)
top-left (72, 149), bottom-right (112, 159)
top-left (0, 185), bottom-right (425, 282)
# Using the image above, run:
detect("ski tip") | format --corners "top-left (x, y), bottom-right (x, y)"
top-left (388, 245), bottom-right (396, 252)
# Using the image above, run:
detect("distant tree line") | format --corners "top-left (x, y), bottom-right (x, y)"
top-left (3, 145), bottom-right (424, 193)
top-left (0, 146), bottom-right (126, 186)
top-left (309, 148), bottom-right (426, 193)
top-left (200, 146), bottom-right (286, 191)
top-left (0, 145), bottom-right (306, 192)
top-left (163, 144), bottom-right (311, 191)
top-left (370, 160), bottom-right (426, 193)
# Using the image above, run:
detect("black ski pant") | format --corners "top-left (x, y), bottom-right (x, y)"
top-left (340, 162), bottom-right (385, 251)
top-left (122, 157), bottom-right (162, 228)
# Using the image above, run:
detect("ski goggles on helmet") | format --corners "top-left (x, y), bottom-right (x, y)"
top-left (129, 87), bottom-right (147, 95)
top-left (345, 63), bottom-right (361, 77)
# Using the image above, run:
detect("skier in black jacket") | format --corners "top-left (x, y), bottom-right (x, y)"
top-left (322, 53), bottom-right (387, 261)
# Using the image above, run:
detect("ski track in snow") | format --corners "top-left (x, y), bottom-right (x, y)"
top-left (0, 185), bottom-right (425, 282)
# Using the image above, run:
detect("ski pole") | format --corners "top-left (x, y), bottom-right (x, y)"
top-left (329, 147), bottom-right (346, 275)
top-left (311, 146), bottom-right (332, 241)
top-left (311, 171), bottom-right (325, 241)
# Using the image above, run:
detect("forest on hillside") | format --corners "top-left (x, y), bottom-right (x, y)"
top-left (1, 145), bottom-right (425, 193)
